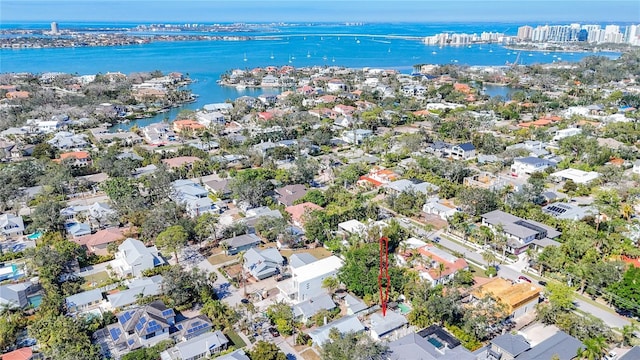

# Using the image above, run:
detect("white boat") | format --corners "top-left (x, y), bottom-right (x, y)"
top-left (243, 53), bottom-right (247, 62)
top-left (270, 52), bottom-right (274, 60)
top-left (388, 48), bottom-right (391, 53)
top-left (307, 51), bottom-right (311, 58)
top-left (236, 84), bottom-right (246, 90)
top-left (489, 49), bottom-right (493, 53)
top-left (322, 55), bottom-right (328, 61)
top-left (432, 51), bottom-right (437, 55)
top-left (507, 52), bottom-right (511, 55)
top-left (528, 53), bottom-right (533, 56)
top-left (332, 57), bottom-right (335, 62)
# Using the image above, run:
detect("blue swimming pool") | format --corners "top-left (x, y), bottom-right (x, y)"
top-left (27, 232), bottom-right (43, 240)
top-left (28, 294), bottom-right (43, 308)
top-left (428, 337), bottom-right (444, 349)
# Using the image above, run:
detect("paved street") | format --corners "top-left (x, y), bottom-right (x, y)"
top-left (397, 216), bottom-right (632, 329)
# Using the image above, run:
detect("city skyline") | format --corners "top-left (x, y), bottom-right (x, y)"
top-left (2, 0), bottom-right (639, 23)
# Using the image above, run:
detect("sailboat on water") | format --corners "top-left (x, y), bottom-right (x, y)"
top-left (307, 51), bottom-right (311, 58)
top-left (270, 52), bottom-right (274, 60)
top-left (243, 53), bottom-right (247, 62)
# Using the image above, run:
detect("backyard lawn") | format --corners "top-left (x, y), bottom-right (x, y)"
top-left (82, 271), bottom-right (111, 289)
top-left (208, 252), bottom-right (237, 266)
top-left (279, 247), bottom-right (332, 260)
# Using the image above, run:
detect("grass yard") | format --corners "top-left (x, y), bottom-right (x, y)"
top-left (82, 271), bottom-right (111, 289)
top-left (224, 330), bottom-right (246, 349)
top-left (300, 348), bottom-right (321, 360)
top-left (279, 247), bottom-right (332, 260)
top-left (208, 252), bottom-right (237, 266)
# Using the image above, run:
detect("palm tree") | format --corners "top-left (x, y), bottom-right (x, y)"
top-left (578, 336), bottom-right (607, 360)
top-left (238, 250), bottom-right (248, 297)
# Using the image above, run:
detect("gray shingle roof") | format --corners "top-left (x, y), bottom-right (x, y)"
top-left (517, 331), bottom-right (583, 360)
top-left (491, 333), bottom-right (530, 357)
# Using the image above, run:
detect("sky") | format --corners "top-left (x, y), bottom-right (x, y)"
top-left (1, 0), bottom-right (639, 23)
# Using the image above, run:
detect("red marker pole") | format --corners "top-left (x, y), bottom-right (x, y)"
top-left (378, 236), bottom-right (390, 316)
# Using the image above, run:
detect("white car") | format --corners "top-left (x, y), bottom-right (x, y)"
top-left (604, 351), bottom-right (617, 360)
top-left (400, 218), bottom-right (410, 224)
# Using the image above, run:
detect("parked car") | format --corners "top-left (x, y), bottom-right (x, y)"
top-left (518, 275), bottom-right (532, 283)
top-left (268, 327), bottom-right (280, 337)
top-left (433, 236), bottom-right (441, 243)
top-left (400, 218), bottom-right (410, 224)
top-left (241, 298), bottom-right (250, 304)
top-left (538, 280), bottom-right (547, 286)
top-left (604, 351), bottom-right (618, 360)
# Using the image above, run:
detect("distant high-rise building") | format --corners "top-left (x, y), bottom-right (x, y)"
top-left (577, 29), bottom-right (588, 42)
top-left (517, 25), bottom-right (533, 40)
top-left (50, 21), bottom-right (59, 34)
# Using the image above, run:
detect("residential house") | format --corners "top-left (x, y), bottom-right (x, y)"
top-left (472, 278), bottom-right (541, 320)
top-left (107, 275), bottom-right (164, 310)
top-left (368, 310), bottom-right (409, 341)
top-left (161, 330), bottom-right (229, 360)
top-left (293, 294), bottom-right (337, 323)
top-left (481, 210), bottom-right (562, 255)
top-left (357, 168), bottom-right (400, 188)
top-left (203, 103), bottom-right (233, 113)
top-left (112, 238), bottom-right (165, 277)
top-left (221, 234), bottom-right (261, 255)
top-left (243, 247), bottom-right (285, 280)
top-left (279, 255), bottom-right (343, 303)
top-left (172, 120), bottom-right (205, 133)
top-left (216, 349), bottom-right (250, 360)
top-left (487, 333), bottom-right (531, 360)
top-left (0, 282), bottom-right (31, 309)
top-left (343, 293), bottom-right (368, 316)
top-left (285, 202), bottom-right (323, 227)
top-left (1, 347), bottom-right (36, 360)
top-left (142, 123), bottom-right (176, 145)
top-left (385, 179), bottom-right (439, 196)
top-left (552, 127), bottom-right (582, 142)
top-left (516, 331), bottom-right (584, 360)
top-left (242, 207), bottom-right (284, 232)
top-left (202, 179), bottom-right (230, 198)
top-left (413, 245), bottom-right (469, 286)
top-left (275, 184), bottom-right (308, 207)
top-left (0, 214), bottom-right (25, 237)
top-left (0, 264), bottom-right (23, 282)
top-left (35, 119), bottom-right (63, 133)
top-left (342, 129), bottom-right (373, 144)
top-left (506, 141), bottom-right (549, 157)
top-left (72, 227), bottom-right (130, 256)
top-left (289, 253), bottom-right (318, 270)
top-left (67, 223), bottom-right (92, 238)
top-left (388, 327), bottom-right (477, 360)
top-left (550, 168), bottom-right (600, 184)
top-left (337, 219), bottom-right (367, 236)
top-left (542, 202), bottom-right (598, 221)
top-left (60, 202), bottom-right (116, 225)
top-left (196, 111), bottom-right (226, 127)
top-left (307, 315), bottom-right (365, 346)
top-left (162, 156), bottom-right (201, 170)
top-left (65, 288), bottom-right (104, 314)
top-left (57, 151), bottom-right (92, 167)
top-left (463, 172), bottom-right (509, 191)
top-left (97, 301), bottom-right (177, 358)
top-left (510, 157), bottom-right (556, 176)
top-left (449, 142), bottom-right (476, 160)
top-left (47, 131), bottom-right (89, 150)
top-left (171, 179), bottom-right (218, 217)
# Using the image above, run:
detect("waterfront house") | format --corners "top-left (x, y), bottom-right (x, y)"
top-left (172, 119), bottom-right (205, 133)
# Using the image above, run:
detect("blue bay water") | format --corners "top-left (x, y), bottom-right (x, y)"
top-left (0, 23), bottom-right (619, 130)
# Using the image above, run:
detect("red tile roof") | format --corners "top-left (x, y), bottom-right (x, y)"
top-left (72, 227), bottom-right (129, 248)
top-left (285, 202), bottom-right (323, 225)
top-left (2, 347), bottom-right (33, 360)
top-left (162, 156), bottom-right (201, 168)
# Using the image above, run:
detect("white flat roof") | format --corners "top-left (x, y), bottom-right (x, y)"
top-left (294, 255), bottom-right (344, 283)
top-left (551, 168), bottom-right (600, 184)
